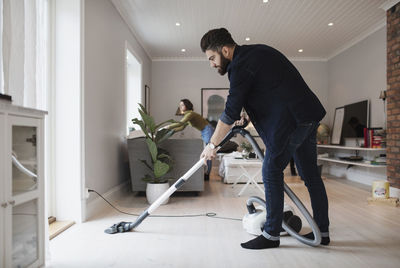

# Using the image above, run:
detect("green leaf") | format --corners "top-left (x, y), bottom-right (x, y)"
top-left (131, 118), bottom-right (145, 131)
top-left (156, 129), bottom-right (175, 144)
top-left (158, 149), bottom-right (172, 163)
top-left (132, 118), bottom-right (151, 139)
top-left (138, 103), bottom-right (147, 114)
top-left (154, 160), bottom-right (170, 178)
top-left (155, 129), bottom-right (171, 143)
top-left (146, 139), bottom-right (158, 162)
top-left (157, 153), bottom-right (170, 159)
top-left (138, 107), bottom-right (156, 134)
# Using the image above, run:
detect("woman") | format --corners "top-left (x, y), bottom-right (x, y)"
top-left (167, 99), bottom-right (214, 180)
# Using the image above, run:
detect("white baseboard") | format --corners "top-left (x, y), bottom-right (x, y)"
top-left (390, 186), bottom-right (400, 198)
top-left (85, 181), bottom-right (130, 221)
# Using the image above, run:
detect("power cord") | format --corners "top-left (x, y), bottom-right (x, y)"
top-left (88, 189), bottom-right (242, 221)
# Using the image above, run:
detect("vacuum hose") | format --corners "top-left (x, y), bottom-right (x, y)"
top-left (12, 154), bottom-right (37, 179)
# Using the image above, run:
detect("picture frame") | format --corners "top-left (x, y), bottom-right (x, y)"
top-left (144, 85), bottom-right (150, 114)
top-left (331, 107), bottom-right (345, 145)
top-left (201, 88), bottom-right (229, 128)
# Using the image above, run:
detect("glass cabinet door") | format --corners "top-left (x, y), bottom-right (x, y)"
top-left (12, 125), bottom-right (38, 195)
top-left (5, 116), bottom-right (43, 268)
top-left (12, 199), bottom-right (39, 268)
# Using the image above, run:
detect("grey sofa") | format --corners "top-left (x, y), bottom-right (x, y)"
top-left (128, 137), bottom-right (204, 192)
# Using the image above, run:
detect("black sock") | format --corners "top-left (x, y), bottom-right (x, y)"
top-left (241, 235), bottom-right (280, 250)
top-left (304, 232), bottom-right (330, 245)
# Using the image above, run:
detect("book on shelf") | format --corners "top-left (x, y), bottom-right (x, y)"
top-left (370, 161), bottom-right (386, 165)
top-left (364, 127), bottom-right (386, 148)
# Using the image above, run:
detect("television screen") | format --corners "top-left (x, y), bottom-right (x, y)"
top-left (341, 100), bottom-right (369, 138)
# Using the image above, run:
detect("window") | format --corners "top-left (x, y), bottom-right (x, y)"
top-left (126, 45), bottom-right (142, 135)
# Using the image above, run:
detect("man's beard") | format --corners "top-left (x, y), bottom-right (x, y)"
top-left (217, 52), bottom-right (230, 75)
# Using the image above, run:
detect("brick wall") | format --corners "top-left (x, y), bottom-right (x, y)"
top-left (387, 3), bottom-right (400, 190)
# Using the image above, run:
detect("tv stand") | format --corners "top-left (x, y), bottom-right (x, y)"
top-left (317, 144), bottom-right (386, 168)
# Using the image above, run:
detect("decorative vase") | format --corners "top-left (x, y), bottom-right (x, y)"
top-left (146, 181), bottom-right (170, 205)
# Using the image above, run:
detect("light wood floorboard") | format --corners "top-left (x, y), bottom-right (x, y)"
top-left (48, 169), bottom-right (400, 268)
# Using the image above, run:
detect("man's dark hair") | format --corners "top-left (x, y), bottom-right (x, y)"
top-left (180, 99), bottom-right (193, 111)
top-left (200, 28), bottom-right (236, 53)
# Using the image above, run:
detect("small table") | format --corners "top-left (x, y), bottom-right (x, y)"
top-left (216, 153), bottom-right (227, 161)
top-left (228, 158), bottom-right (264, 196)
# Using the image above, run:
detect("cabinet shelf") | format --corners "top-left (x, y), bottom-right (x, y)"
top-left (317, 145), bottom-right (386, 151)
top-left (317, 157), bottom-right (386, 168)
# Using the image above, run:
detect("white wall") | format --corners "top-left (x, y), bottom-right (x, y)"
top-left (84, 0), bottom-right (151, 199)
top-left (151, 59), bottom-right (329, 139)
top-left (327, 26), bottom-right (387, 128)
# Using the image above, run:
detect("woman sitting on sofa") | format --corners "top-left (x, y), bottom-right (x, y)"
top-left (167, 99), bottom-right (214, 180)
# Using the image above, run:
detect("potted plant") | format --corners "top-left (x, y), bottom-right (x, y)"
top-left (240, 141), bottom-right (253, 159)
top-left (132, 104), bottom-right (176, 204)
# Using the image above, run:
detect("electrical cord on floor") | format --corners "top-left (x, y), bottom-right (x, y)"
top-left (88, 189), bottom-right (241, 222)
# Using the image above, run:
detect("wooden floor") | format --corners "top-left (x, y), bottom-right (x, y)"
top-left (48, 170), bottom-right (400, 268)
top-left (49, 221), bottom-right (75, 240)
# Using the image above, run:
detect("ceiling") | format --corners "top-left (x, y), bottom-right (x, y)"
top-left (111, 0), bottom-right (388, 61)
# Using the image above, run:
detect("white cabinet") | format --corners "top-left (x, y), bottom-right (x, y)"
top-left (0, 102), bottom-right (46, 268)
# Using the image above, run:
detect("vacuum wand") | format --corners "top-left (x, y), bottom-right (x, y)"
top-left (105, 122), bottom-right (242, 234)
top-left (154, 158), bottom-right (204, 209)
top-left (105, 157), bottom-right (209, 234)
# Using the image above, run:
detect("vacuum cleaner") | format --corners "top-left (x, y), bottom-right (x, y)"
top-left (242, 198), bottom-right (302, 236)
top-left (105, 123), bottom-right (322, 247)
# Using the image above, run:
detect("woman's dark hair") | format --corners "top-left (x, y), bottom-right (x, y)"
top-left (200, 28), bottom-right (237, 53)
top-left (180, 99), bottom-right (193, 111)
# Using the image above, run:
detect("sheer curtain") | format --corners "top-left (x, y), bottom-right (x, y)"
top-left (1, 0), bottom-right (48, 110)
top-left (0, 0), bottom-right (3, 93)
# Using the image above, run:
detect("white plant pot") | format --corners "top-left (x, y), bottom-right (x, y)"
top-left (146, 182), bottom-right (170, 205)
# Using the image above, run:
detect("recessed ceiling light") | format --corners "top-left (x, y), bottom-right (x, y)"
top-left (263, 0), bottom-right (268, 3)
top-left (298, 49), bottom-right (303, 53)
top-left (245, 37), bottom-right (250, 41)
top-left (328, 22), bottom-right (334, 26)
top-left (175, 22), bottom-right (181, 26)
top-left (181, 49), bottom-right (186, 52)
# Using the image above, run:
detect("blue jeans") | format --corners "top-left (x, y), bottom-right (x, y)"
top-left (201, 124), bottom-right (214, 175)
top-left (262, 121), bottom-right (329, 238)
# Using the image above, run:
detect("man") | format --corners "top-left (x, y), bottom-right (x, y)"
top-left (200, 28), bottom-right (330, 250)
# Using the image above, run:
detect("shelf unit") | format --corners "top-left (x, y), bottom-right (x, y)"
top-left (317, 145), bottom-right (386, 151)
top-left (0, 101), bottom-right (47, 268)
top-left (317, 157), bottom-right (386, 168)
top-left (317, 145), bottom-right (386, 168)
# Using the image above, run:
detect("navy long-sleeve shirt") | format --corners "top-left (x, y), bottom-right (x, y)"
top-left (220, 45), bottom-right (326, 155)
